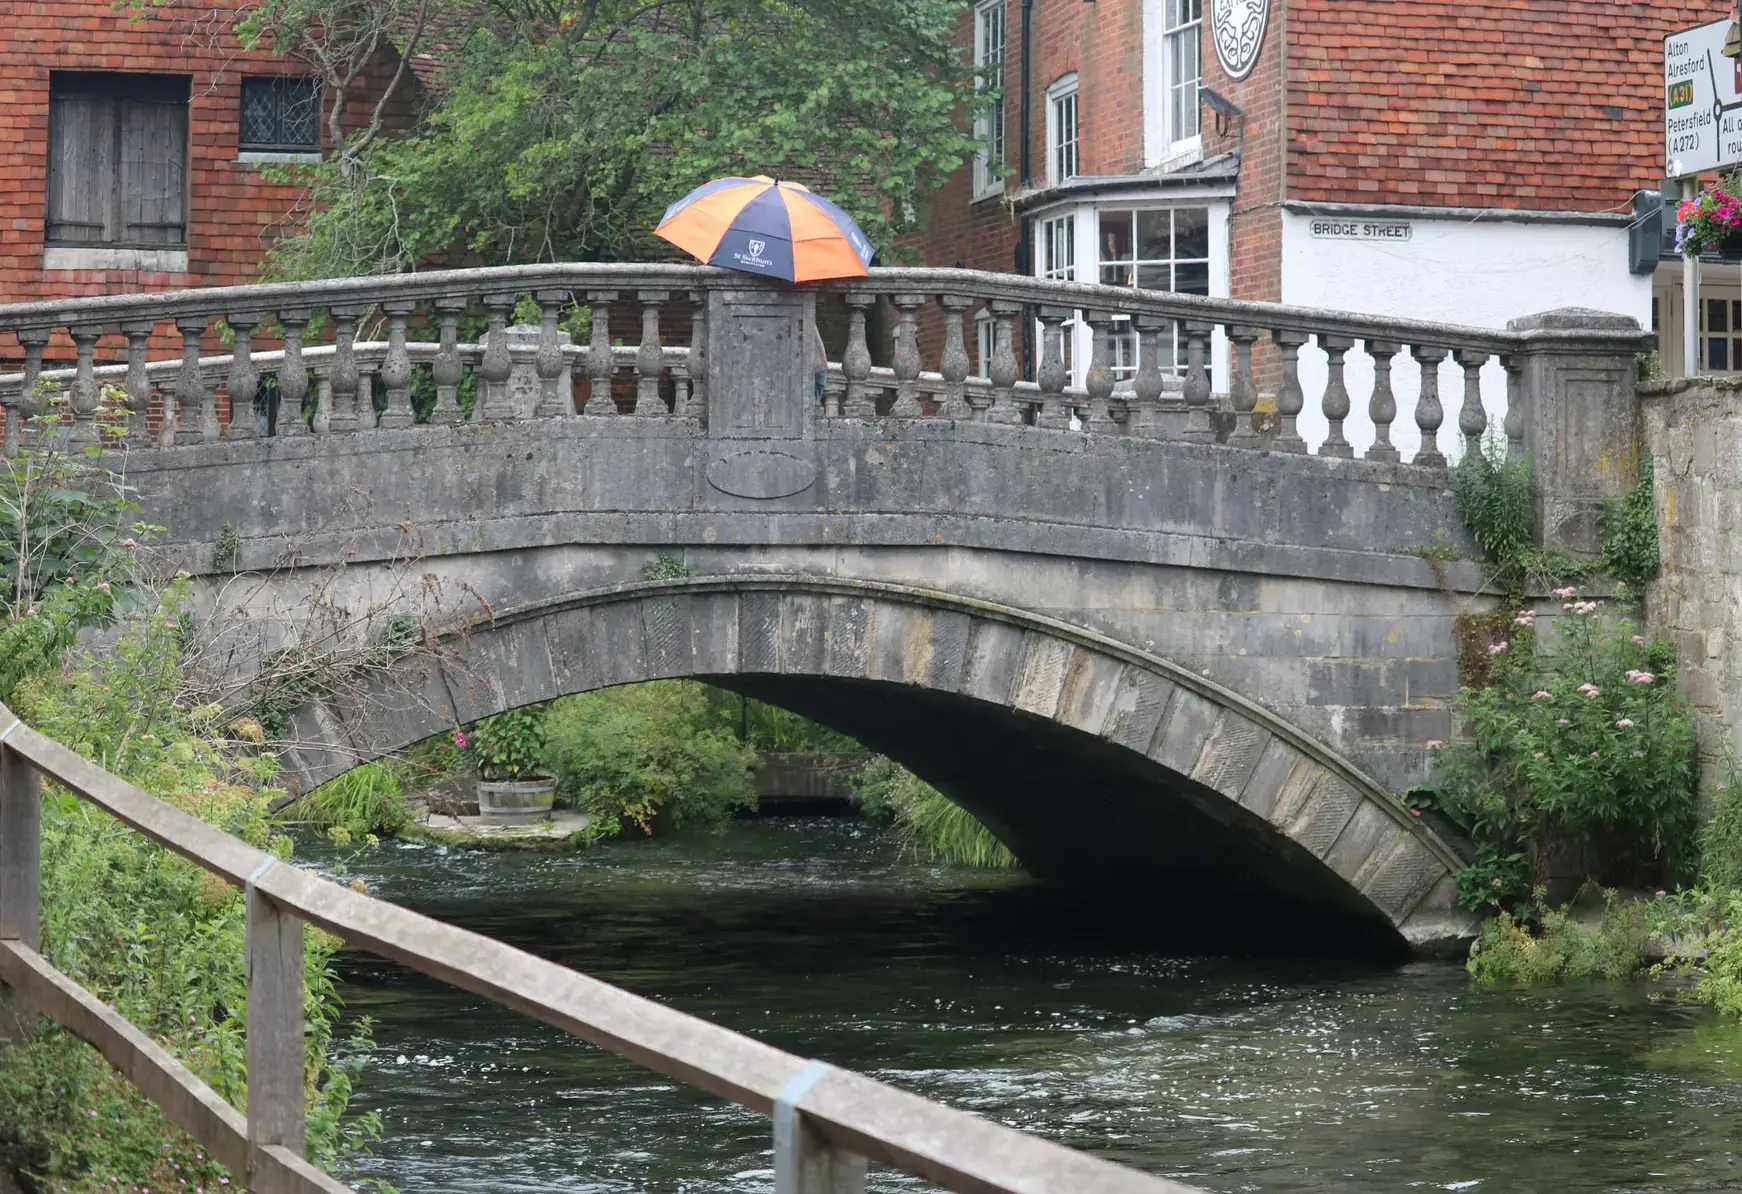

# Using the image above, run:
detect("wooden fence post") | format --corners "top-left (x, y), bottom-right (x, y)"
top-left (774, 1061), bottom-right (865, 1194)
top-left (0, 729), bottom-right (41, 1042)
top-left (246, 863), bottom-right (307, 1184)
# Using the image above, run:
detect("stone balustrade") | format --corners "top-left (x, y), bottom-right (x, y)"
top-left (0, 262), bottom-right (1653, 546)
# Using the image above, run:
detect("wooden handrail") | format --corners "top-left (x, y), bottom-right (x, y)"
top-left (0, 704), bottom-right (1202, 1194)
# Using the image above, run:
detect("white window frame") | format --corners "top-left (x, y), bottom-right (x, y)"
top-left (972, 0), bottom-right (1007, 200)
top-left (975, 310), bottom-right (995, 378)
top-left (1046, 74), bottom-right (1079, 188)
top-left (1142, 0), bottom-right (1203, 167)
top-left (1031, 197), bottom-right (1230, 392)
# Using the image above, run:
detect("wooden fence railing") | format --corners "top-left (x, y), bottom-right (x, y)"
top-left (0, 703), bottom-right (1199, 1194)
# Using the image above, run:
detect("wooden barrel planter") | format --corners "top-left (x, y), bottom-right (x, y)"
top-left (476, 778), bottom-right (557, 825)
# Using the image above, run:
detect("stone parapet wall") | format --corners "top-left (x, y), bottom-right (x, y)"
top-left (1643, 378), bottom-right (1742, 770)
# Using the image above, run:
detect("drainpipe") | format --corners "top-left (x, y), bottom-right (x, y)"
top-left (1016, 0), bottom-right (1035, 373)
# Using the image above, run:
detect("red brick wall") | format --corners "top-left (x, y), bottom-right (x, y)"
top-left (1287, 0), bottom-right (1722, 211)
top-left (1204, 0), bottom-right (1288, 310)
top-left (0, 0), bottom-right (418, 367)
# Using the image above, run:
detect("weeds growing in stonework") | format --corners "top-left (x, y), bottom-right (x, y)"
top-left (1420, 591), bottom-right (1697, 923)
top-left (854, 756), bottom-right (1018, 869)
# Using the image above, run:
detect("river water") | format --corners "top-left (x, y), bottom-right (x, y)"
top-left (319, 819), bottom-right (1742, 1194)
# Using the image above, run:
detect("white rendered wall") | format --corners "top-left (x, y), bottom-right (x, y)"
top-left (1279, 211), bottom-right (1652, 461)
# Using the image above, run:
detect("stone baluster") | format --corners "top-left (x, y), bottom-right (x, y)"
top-left (1226, 325), bottom-right (1262, 447)
top-left (225, 312), bottom-right (261, 440)
top-left (1363, 339), bottom-right (1400, 462)
top-left (1035, 307), bottom-right (1071, 430)
top-left (120, 321), bottom-right (153, 447)
top-left (1182, 321), bottom-right (1215, 443)
top-left (1081, 314), bottom-right (1118, 434)
top-left (327, 307), bottom-right (362, 432)
top-left (1127, 315), bottom-right (1168, 439)
top-left (533, 290), bottom-right (571, 418)
top-left (842, 293), bottom-right (876, 418)
top-left (889, 293), bottom-right (925, 418)
top-left (10, 328), bottom-right (52, 454)
top-left (687, 290), bottom-right (708, 419)
top-left (430, 298), bottom-right (465, 425)
top-left (172, 316), bottom-right (208, 446)
top-left (671, 363), bottom-right (691, 417)
top-left (584, 291), bottom-right (617, 415)
top-left (1317, 334), bottom-right (1354, 458)
top-left (66, 324), bottom-right (102, 449)
top-left (635, 290), bottom-right (668, 415)
top-left (276, 310), bottom-right (311, 437)
top-left (1411, 345), bottom-right (1448, 467)
top-left (478, 294), bottom-right (517, 422)
top-left (987, 301), bottom-right (1023, 424)
top-left (313, 373), bottom-right (333, 435)
top-left (1502, 353), bottom-right (1525, 460)
top-left (1271, 329), bottom-right (1308, 453)
top-left (937, 295), bottom-right (972, 420)
top-left (377, 301), bottom-right (416, 429)
top-left (1455, 348), bottom-right (1488, 460)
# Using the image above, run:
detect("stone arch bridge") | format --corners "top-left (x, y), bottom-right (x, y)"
top-left (0, 262), bottom-right (1652, 952)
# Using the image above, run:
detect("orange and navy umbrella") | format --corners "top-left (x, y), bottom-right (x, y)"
top-left (655, 176), bottom-right (874, 283)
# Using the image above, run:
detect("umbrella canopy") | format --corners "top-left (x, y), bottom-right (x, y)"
top-left (655, 176), bottom-right (874, 283)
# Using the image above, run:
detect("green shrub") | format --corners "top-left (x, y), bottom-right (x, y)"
top-left (710, 690), bottom-right (863, 754)
top-left (462, 708), bottom-right (549, 780)
top-left (545, 681), bottom-right (756, 836)
top-left (851, 757), bottom-right (1017, 869)
top-left (1600, 460), bottom-right (1661, 591)
top-left (1432, 592), bottom-right (1698, 916)
top-left (289, 761), bottom-right (410, 839)
top-left (0, 597), bottom-right (384, 1190)
top-left (1466, 891), bottom-right (1650, 985)
top-left (1694, 890), bottom-right (1742, 1014)
top-left (1452, 436), bottom-right (1535, 572)
top-left (1702, 779), bottom-right (1742, 891)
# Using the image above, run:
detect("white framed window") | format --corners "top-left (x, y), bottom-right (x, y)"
top-left (1046, 74), bottom-right (1079, 187)
top-left (973, 0), bottom-right (1006, 200)
top-left (1162, 0), bottom-right (1202, 155)
top-left (1037, 213), bottom-right (1079, 377)
top-left (1098, 206), bottom-right (1210, 379)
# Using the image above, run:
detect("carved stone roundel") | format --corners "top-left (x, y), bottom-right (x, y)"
top-left (1211, 0), bottom-right (1269, 81)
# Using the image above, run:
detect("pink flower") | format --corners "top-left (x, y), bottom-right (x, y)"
top-left (1590, 751), bottom-right (1601, 758)
top-left (1553, 586), bottom-right (1579, 599)
top-left (1656, 889), bottom-right (1667, 897)
top-left (1425, 739), bottom-right (1446, 750)
top-left (96, 581), bottom-right (110, 593)
top-left (453, 729), bottom-right (469, 750)
top-left (1532, 690), bottom-right (1552, 700)
top-left (1616, 718), bottom-right (1635, 728)
top-left (1632, 635), bottom-right (1646, 644)
top-left (1488, 641), bottom-right (1509, 655)
top-left (1633, 672), bottom-right (1655, 684)
top-left (1534, 750), bottom-right (1545, 758)
top-left (1557, 718), bottom-right (1571, 726)
top-left (1584, 687), bottom-right (1601, 699)
top-left (1409, 808), bottom-right (1421, 816)
top-left (122, 537), bottom-right (138, 550)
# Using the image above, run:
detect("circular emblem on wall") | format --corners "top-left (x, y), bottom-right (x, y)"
top-left (1211, 0), bottom-right (1269, 81)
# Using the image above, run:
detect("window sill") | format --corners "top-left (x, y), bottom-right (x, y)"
top-left (44, 246), bottom-right (189, 272)
top-left (237, 150), bottom-right (322, 165)
top-left (971, 184), bottom-right (1006, 205)
top-left (1154, 139), bottom-right (1205, 174)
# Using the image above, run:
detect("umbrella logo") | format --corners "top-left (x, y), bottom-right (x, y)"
top-left (748, 239), bottom-right (767, 259)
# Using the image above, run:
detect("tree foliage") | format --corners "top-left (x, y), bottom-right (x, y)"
top-left (261, 0), bottom-right (984, 277)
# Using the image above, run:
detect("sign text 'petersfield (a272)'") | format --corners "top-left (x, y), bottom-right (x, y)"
top-left (1665, 18), bottom-right (1742, 177)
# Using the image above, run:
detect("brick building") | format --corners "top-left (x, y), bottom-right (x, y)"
top-left (917, 0), bottom-right (1720, 457)
top-left (0, 0), bottom-right (417, 362)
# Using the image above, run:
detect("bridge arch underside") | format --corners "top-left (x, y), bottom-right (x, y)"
top-left (282, 580), bottom-right (1471, 953)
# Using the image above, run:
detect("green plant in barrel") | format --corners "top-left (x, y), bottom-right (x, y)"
top-left (459, 709), bottom-right (550, 780)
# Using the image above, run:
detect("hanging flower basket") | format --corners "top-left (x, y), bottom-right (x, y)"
top-left (1676, 185), bottom-right (1742, 257)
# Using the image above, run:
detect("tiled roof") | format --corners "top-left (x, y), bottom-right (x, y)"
top-left (1288, 0), bottom-right (1723, 212)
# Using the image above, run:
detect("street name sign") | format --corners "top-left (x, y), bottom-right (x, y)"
top-left (1666, 18), bottom-right (1742, 177)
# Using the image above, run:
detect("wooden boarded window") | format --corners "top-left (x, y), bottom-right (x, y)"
top-left (47, 73), bottom-right (189, 247)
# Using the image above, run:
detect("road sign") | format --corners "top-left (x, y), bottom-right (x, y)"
top-left (1666, 18), bottom-right (1742, 177)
